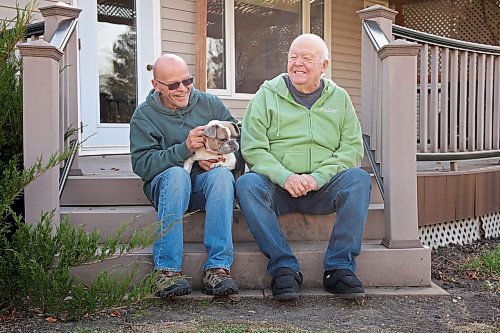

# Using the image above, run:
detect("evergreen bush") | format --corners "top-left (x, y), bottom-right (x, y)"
top-left (0, 2), bottom-right (159, 320)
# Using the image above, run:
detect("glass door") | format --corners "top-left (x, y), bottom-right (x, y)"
top-left (78, 0), bottom-right (159, 153)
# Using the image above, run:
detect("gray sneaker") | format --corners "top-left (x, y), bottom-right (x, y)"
top-left (154, 271), bottom-right (192, 298)
top-left (202, 268), bottom-right (239, 296)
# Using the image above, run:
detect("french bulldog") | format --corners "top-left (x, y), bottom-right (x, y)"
top-left (183, 120), bottom-right (240, 173)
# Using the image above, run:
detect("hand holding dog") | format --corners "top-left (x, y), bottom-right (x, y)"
top-left (198, 159), bottom-right (220, 171)
top-left (186, 126), bottom-right (206, 152)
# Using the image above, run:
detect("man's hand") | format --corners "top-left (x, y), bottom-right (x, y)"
top-left (284, 174), bottom-right (318, 198)
top-left (186, 126), bottom-right (206, 152)
top-left (197, 159), bottom-right (220, 171)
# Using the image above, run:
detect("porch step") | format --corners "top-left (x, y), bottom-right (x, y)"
top-left (70, 241), bottom-right (431, 289)
top-left (61, 204), bottom-right (385, 242)
top-left (61, 174), bottom-right (384, 206)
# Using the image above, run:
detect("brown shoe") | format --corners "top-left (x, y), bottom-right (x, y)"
top-left (202, 268), bottom-right (239, 296)
top-left (154, 271), bottom-right (192, 298)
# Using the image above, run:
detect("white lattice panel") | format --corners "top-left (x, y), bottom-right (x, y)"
top-left (419, 217), bottom-right (481, 249)
top-left (482, 211), bottom-right (500, 238)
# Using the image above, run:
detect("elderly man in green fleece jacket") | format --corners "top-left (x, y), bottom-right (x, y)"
top-left (130, 54), bottom-right (242, 298)
top-left (235, 34), bottom-right (371, 301)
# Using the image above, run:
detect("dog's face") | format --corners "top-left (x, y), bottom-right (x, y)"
top-left (203, 120), bottom-right (239, 154)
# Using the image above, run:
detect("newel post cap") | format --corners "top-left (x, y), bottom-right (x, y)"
top-left (17, 39), bottom-right (63, 61)
top-left (39, 2), bottom-right (82, 19)
top-left (379, 39), bottom-right (421, 60)
top-left (357, 5), bottom-right (398, 21)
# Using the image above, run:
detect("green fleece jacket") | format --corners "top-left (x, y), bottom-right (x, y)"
top-left (241, 74), bottom-right (363, 189)
top-left (130, 88), bottom-right (242, 195)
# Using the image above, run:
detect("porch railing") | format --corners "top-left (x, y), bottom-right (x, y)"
top-left (358, 5), bottom-right (500, 249)
top-left (393, 25), bottom-right (500, 161)
top-left (17, 3), bottom-right (81, 224)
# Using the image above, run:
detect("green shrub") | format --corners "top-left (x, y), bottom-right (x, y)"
top-left (0, 2), bottom-right (158, 320)
top-left (0, 1), bottom-right (33, 165)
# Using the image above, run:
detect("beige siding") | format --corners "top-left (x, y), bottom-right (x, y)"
top-left (220, 98), bottom-right (251, 120)
top-left (330, 0), bottom-right (364, 116)
top-left (0, 0), bottom-right (72, 22)
top-left (161, 0), bottom-right (196, 71)
top-left (329, 0), bottom-right (389, 118)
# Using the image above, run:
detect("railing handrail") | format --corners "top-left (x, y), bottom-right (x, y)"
top-left (362, 20), bottom-right (390, 52)
top-left (393, 25), bottom-right (500, 55)
top-left (49, 18), bottom-right (78, 50)
top-left (25, 21), bottom-right (44, 38)
top-left (417, 150), bottom-right (500, 162)
top-left (363, 134), bottom-right (384, 200)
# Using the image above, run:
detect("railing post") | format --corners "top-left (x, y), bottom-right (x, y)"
top-left (40, 2), bottom-right (83, 175)
top-left (379, 40), bottom-right (422, 248)
top-left (18, 41), bottom-right (63, 225)
top-left (357, 6), bottom-right (397, 155)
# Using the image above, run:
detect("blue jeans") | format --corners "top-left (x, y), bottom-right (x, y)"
top-left (147, 167), bottom-right (235, 272)
top-left (235, 168), bottom-right (371, 275)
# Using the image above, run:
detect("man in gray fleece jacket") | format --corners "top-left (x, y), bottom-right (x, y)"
top-left (130, 54), bottom-right (242, 297)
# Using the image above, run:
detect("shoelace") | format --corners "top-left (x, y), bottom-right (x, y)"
top-left (206, 268), bottom-right (231, 284)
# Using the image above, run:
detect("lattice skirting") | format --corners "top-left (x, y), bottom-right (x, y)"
top-left (419, 211), bottom-right (500, 249)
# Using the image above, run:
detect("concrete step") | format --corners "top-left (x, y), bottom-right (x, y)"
top-left (61, 174), bottom-right (384, 206)
top-left (70, 241), bottom-right (431, 289)
top-left (61, 203), bottom-right (385, 242)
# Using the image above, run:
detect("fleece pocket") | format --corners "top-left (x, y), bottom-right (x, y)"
top-left (281, 151), bottom-right (308, 174)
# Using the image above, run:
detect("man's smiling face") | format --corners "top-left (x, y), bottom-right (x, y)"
top-left (287, 35), bottom-right (329, 94)
top-left (152, 55), bottom-right (192, 110)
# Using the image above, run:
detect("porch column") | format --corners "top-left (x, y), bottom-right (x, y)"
top-left (18, 41), bottom-right (63, 225)
top-left (40, 3), bottom-right (82, 175)
top-left (379, 40), bottom-right (422, 248)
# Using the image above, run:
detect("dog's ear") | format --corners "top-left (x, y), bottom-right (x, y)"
top-left (203, 124), bottom-right (218, 138)
top-left (220, 121), bottom-right (240, 137)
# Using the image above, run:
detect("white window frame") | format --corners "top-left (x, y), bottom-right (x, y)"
top-left (208, 0), bottom-right (331, 99)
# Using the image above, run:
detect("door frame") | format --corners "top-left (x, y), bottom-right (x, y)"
top-left (77, 0), bottom-right (161, 155)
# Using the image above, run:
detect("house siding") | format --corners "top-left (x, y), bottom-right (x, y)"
top-left (161, 0), bottom-right (196, 71)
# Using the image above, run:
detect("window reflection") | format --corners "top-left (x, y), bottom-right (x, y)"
top-left (235, 0), bottom-right (301, 94)
top-left (311, 0), bottom-right (324, 39)
top-left (97, 0), bottom-right (137, 124)
top-left (206, 0), bottom-right (325, 95)
top-left (207, 0), bottom-right (226, 89)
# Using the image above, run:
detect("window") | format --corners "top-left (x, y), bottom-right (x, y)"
top-left (97, 0), bottom-right (137, 123)
top-left (207, 0), bottom-right (329, 96)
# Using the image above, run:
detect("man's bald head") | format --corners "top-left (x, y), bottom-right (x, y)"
top-left (290, 34), bottom-right (329, 62)
top-left (153, 54), bottom-right (189, 80)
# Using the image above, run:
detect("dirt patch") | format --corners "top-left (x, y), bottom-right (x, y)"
top-left (1, 238), bottom-right (498, 333)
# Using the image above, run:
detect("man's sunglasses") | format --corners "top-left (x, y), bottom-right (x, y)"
top-left (155, 76), bottom-right (194, 90)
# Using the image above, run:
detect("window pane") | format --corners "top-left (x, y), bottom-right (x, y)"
top-left (310, 0), bottom-right (324, 39)
top-left (97, 0), bottom-right (137, 124)
top-left (207, 0), bottom-right (227, 89)
top-left (235, 0), bottom-right (301, 94)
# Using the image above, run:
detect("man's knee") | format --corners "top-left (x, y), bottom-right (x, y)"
top-left (236, 172), bottom-right (261, 192)
top-left (206, 167), bottom-right (235, 184)
top-left (344, 168), bottom-right (371, 191)
top-left (157, 167), bottom-right (191, 193)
